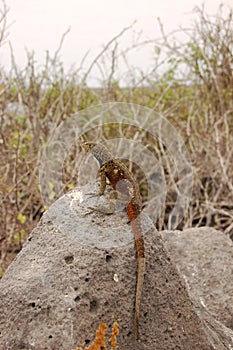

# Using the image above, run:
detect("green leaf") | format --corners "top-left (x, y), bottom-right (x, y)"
top-left (17, 213), bottom-right (26, 224)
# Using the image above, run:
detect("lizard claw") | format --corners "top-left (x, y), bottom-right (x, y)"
top-left (86, 192), bottom-right (98, 197)
top-left (86, 192), bottom-right (104, 199)
top-left (87, 205), bottom-right (115, 215)
top-left (82, 208), bottom-right (95, 217)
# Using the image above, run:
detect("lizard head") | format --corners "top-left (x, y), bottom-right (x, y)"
top-left (79, 140), bottom-right (96, 153)
top-left (79, 140), bottom-right (112, 166)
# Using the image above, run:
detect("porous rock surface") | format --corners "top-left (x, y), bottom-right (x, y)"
top-left (162, 227), bottom-right (233, 330)
top-left (0, 184), bottom-right (232, 349)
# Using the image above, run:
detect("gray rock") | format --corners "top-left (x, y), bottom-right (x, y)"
top-left (0, 184), bottom-right (232, 349)
top-left (162, 227), bottom-right (233, 330)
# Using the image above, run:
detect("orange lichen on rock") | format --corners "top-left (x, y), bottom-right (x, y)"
top-left (77, 323), bottom-right (107, 350)
top-left (109, 322), bottom-right (119, 349)
top-left (77, 322), bottom-right (119, 350)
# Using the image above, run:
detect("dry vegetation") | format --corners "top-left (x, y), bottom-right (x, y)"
top-left (0, 1), bottom-right (232, 275)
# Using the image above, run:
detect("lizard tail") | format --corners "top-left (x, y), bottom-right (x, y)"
top-left (135, 256), bottom-right (146, 340)
top-left (126, 204), bottom-right (145, 340)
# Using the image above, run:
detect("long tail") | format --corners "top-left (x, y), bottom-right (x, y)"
top-left (135, 255), bottom-right (146, 340)
top-left (126, 203), bottom-right (146, 340)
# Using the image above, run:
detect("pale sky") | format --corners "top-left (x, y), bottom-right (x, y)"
top-left (0, 0), bottom-right (232, 84)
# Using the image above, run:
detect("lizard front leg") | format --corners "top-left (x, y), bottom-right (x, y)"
top-left (86, 170), bottom-right (117, 215)
top-left (85, 168), bottom-right (107, 198)
top-left (98, 169), bottom-right (107, 195)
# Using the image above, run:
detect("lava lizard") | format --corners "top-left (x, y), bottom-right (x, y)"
top-left (80, 141), bottom-right (145, 341)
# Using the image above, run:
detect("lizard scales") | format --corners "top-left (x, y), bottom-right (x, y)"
top-left (81, 141), bottom-right (145, 341)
